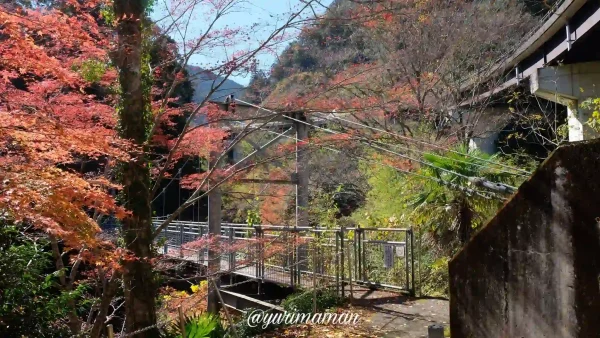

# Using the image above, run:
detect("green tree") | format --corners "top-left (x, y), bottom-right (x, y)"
top-left (355, 146), bottom-right (524, 295)
top-left (404, 147), bottom-right (515, 246)
top-left (0, 224), bottom-right (71, 337)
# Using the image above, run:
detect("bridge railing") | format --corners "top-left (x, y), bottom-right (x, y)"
top-left (153, 219), bottom-right (416, 295)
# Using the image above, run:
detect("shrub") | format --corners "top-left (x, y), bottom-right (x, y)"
top-left (281, 288), bottom-right (342, 313)
top-left (235, 307), bottom-right (281, 338)
top-left (163, 312), bottom-right (224, 338)
top-left (0, 224), bottom-right (71, 337)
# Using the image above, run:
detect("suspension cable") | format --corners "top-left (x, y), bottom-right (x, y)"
top-left (237, 99), bottom-right (517, 194)
top-left (152, 157), bottom-right (192, 203)
top-left (318, 114), bottom-right (530, 177)
top-left (260, 127), bottom-right (506, 201)
top-left (323, 113), bottom-right (532, 175)
top-left (237, 99), bottom-right (530, 175)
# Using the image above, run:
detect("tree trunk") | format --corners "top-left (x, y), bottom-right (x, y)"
top-left (50, 236), bottom-right (82, 334)
top-left (90, 276), bottom-right (120, 338)
top-left (207, 152), bottom-right (222, 314)
top-left (113, 1), bottom-right (159, 336)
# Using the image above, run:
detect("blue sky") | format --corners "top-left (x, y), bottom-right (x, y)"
top-left (152, 0), bottom-right (332, 86)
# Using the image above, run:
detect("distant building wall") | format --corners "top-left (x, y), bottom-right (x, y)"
top-left (449, 140), bottom-right (600, 337)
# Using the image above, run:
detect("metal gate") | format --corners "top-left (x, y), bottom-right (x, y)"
top-left (153, 219), bottom-right (416, 295)
top-left (354, 227), bottom-right (415, 294)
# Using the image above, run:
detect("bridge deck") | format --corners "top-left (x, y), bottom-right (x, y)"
top-left (165, 247), bottom-right (318, 288)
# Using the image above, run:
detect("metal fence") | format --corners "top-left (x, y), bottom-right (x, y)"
top-left (153, 220), bottom-right (416, 295)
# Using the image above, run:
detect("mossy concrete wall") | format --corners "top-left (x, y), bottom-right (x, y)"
top-left (449, 140), bottom-right (600, 337)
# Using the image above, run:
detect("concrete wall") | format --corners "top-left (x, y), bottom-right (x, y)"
top-left (530, 61), bottom-right (600, 141)
top-left (449, 140), bottom-right (600, 338)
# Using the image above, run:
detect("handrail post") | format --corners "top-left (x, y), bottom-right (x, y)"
top-left (254, 227), bottom-right (259, 280)
top-left (405, 230), bottom-right (409, 292)
top-left (354, 226), bottom-right (359, 281)
top-left (290, 227), bottom-right (295, 287)
top-left (256, 227), bottom-right (263, 294)
top-left (179, 222), bottom-right (184, 258)
top-left (340, 226), bottom-right (345, 298)
top-left (335, 229), bottom-right (340, 297)
top-left (107, 324), bottom-right (114, 338)
top-left (198, 225), bottom-right (204, 264)
top-left (410, 227), bottom-right (416, 297)
top-left (348, 228), bottom-right (353, 303)
top-left (295, 228), bottom-right (301, 286)
top-left (229, 228), bottom-right (234, 285)
top-left (260, 229), bottom-right (265, 280)
top-left (312, 230), bottom-right (317, 313)
top-left (361, 228), bottom-right (366, 284)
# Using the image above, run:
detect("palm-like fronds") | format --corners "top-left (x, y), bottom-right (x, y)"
top-left (403, 145), bottom-right (518, 245)
top-left (164, 312), bottom-right (223, 338)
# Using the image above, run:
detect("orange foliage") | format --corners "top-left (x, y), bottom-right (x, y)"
top-left (257, 168), bottom-right (293, 225)
top-left (0, 2), bottom-right (126, 249)
top-left (173, 127), bottom-right (230, 159)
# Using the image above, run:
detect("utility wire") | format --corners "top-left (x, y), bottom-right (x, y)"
top-left (152, 157), bottom-right (192, 203)
top-left (237, 99), bottom-right (530, 175)
top-left (318, 114), bottom-right (530, 177)
top-left (322, 113), bottom-right (531, 175)
top-left (237, 99), bottom-right (517, 194)
top-left (260, 126), bottom-right (505, 201)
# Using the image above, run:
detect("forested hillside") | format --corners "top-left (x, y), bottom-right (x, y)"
top-left (248, 0), bottom-right (557, 105)
top-left (186, 65), bottom-right (245, 102)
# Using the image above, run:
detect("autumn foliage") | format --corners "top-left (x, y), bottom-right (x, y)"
top-left (0, 1), bottom-right (128, 247)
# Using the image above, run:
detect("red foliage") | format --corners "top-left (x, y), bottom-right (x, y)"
top-left (0, 2), bottom-right (126, 248)
top-left (171, 126), bottom-right (229, 159)
top-left (257, 168), bottom-right (293, 225)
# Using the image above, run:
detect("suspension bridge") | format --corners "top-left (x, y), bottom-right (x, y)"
top-left (150, 95), bottom-right (530, 312)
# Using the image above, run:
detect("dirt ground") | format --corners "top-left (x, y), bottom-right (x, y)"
top-left (259, 287), bottom-right (449, 337)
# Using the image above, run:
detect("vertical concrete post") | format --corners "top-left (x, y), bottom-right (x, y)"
top-left (567, 102), bottom-right (584, 142)
top-left (294, 112), bottom-right (309, 285)
top-left (207, 152), bottom-right (222, 314)
top-left (530, 63), bottom-right (600, 142)
top-left (295, 112), bottom-right (309, 228)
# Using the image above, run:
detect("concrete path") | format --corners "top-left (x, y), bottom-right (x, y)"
top-left (259, 288), bottom-right (449, 338)
top-left (351, 288), bottom-right (449, 337)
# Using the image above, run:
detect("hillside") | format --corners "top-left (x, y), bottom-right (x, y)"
top-left (186, 65), bottom-right (245, 103)
top-left (251, 0), bottom-right (555, 114)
